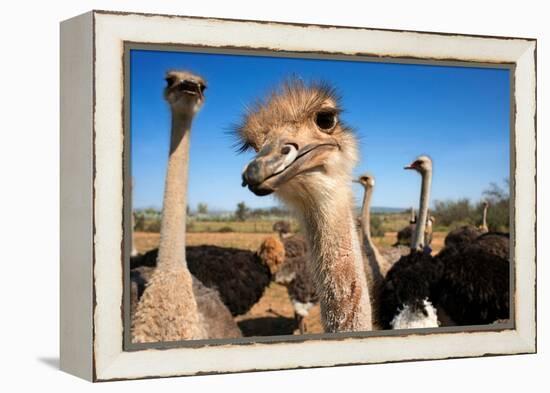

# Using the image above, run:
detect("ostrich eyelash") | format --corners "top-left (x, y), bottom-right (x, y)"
top-left (235, 141), bottom-right (254, 154)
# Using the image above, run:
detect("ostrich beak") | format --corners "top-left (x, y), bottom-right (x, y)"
top-left (404, 163), bottom-right (416, 170)
top-left (179, 80), bottom-right (204, 98)
top-left (242, 139), bottom-right (338, 196)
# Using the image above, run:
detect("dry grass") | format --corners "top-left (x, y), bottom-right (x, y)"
top-left (134, 231), bottom-right (274, 253)
top-left (375, 231), bottom-right (445, 254)
top-left (188, 220), bottom-right (300, 234)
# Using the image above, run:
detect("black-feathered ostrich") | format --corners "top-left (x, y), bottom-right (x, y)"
top-left (443, 201), bottom-right (489, 248)
top-left (379, 156), bottom-right (510, 329)
top-left (270, 221), bottom-right (318, 334)
top-left (379, 156), bottom-right (440, 329)
top-left (130, 237), bottom-right (285, 317)
top-left (394, 207), bottom-right (435, 247)
top-left (394, 207), bottom-right (416, 246)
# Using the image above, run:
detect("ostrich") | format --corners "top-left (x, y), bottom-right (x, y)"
top-left (475, 231), bottom-right (509, 259)
top-left (270, 222), bottom-right (318, 334)
top-left (443, 201), bottom-right (489, 248)
top-left (354, 174), bottom-right (398, 280)
top-left (239, 80), bottom-right (374, 332)
top-left (479, 200), bottom-right (490, 233)
top-left (394, 208), bottom-right (435, 248)
top-left (132, 71), bottom-right (241, 343)
top-left (379, 156), bottom-right (510, 329)
top-left (273, 220), bottom-right (292, 237)
top-left (444, 224), bottom-right (482, 248)
top-left (130, 238), bottom-right (285, 317)
top-left (379, 156), bottom-right (440, 329)
top-left (394, 207), bottom-right (415, 246)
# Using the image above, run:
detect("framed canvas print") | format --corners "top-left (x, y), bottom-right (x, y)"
top-left (60, 10), bottom-right (537, 382)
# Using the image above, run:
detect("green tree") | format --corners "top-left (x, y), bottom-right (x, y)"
top-left (482, 179), bottom-right (510, 232)
top-left (235, 202), bottom-right (250, 221)
top-left (433, 198), bottom-right (475, 228)
top-left (197, 203), bottom-right (208, 215)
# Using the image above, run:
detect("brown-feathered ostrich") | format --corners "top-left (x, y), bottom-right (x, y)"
top-left (132, 71), bottom-right (241, 343)
top-left (270, 222), bottom-right (318, 334)
top-left (379, 156), bottom-right (510, 329)
top-left (239, 80), bottom-right (374, 332)
top-left (130, 238), bottom-right (285, 317)
top-left (273, 220), bottom-right (292, 237)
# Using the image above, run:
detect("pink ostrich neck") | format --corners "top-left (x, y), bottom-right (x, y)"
top-left (301, 188), bottom-right (373, 333)
top-left (157, 113), bottom-right (192, 269)
top-left (360, 184), bottom-right (385, 286)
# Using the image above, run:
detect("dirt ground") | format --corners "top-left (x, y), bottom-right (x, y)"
top-left (133, 230), bottom-right (446, 337)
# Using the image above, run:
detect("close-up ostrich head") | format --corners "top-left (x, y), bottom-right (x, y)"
top-left (238, 80), bottom-right (358, 203)
top-left (164, 70), bottom-right (207, 114)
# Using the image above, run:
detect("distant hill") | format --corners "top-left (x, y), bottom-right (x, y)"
top-left (371, 206), bottom-right (407, 214)
top-left (136, 206), bottom-right (407, 216)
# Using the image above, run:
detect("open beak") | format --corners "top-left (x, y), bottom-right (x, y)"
top-left (241, 139), bottom-right (338, 196)
top-left (179, 80), bottom-right (204, 99)
top-left (404, 163), bottom-right (415, 170)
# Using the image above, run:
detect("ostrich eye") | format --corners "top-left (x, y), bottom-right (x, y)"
top-left (165, 76), bottom-right (177, 87)
top-left (315, 111), bottom-right (337, 132)
top-left (199, 84), bottom-right (207, 93)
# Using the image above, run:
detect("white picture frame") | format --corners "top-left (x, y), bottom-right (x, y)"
top-left (60, 10), bottom-right (536, 382)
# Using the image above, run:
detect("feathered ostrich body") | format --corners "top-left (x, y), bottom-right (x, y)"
top-left (271, 222), bottom-right (318, 333)
top-left (130, 241), bottom-right (284, 317)
top-left (444, 200), bottom-right (490, 248)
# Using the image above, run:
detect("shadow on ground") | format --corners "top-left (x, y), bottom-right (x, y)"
top-left (238, 316), bottom-right (297, 336)
top-left (38, 357), bottom-right (59, 370)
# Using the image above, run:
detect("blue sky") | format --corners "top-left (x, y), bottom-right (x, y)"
top-left (130, 49), bottom-right (510, 211)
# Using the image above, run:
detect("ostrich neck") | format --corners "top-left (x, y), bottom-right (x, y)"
top-left (482, 205), bottom-right (488, 228)
top-left (301, 187), bottom-right (373, 332)
top-left (412, 169), bottom-right (432, 250)
top-left (360, 186), bottom-right (384, 286)
top-left (157, 113), bottom-right (193, 269)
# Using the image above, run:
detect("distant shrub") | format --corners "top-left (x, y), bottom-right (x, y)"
top-left (432, 179), bottom-right (510, 233)
top-left (133, 208), bottom-right (162, 233)
top-left (370, 215), bottom-right (385, 237)
top-left (482, 181), bottom-right (510, 232)
top-left (218, 226), bottom-right (234, 233)
top-left (433, 198), bottom-right (476, 227)
top-left (235, 202), bottom-right (250, 221)
top-left (144, 219), bottom-right (161, 233)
